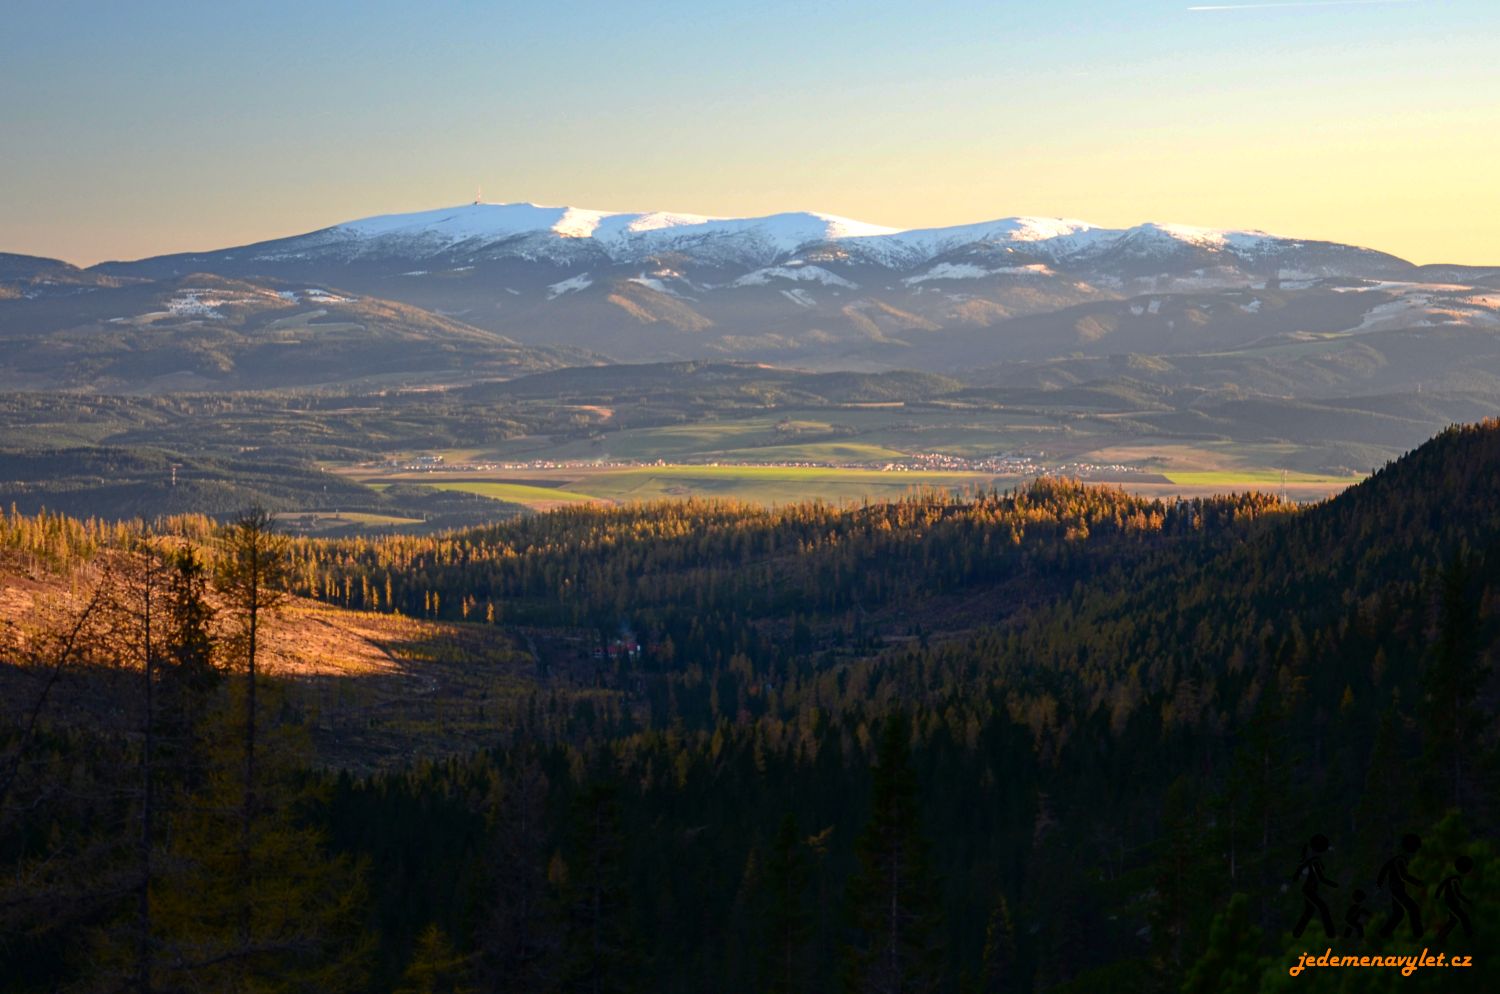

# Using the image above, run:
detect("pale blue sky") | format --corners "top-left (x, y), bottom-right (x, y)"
top-left (2, 0), bottom-right (1496, 264)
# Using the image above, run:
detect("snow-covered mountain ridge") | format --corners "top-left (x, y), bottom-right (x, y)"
top-left (78, 199), bottom-right (1463, 367)
top-left (258, 201), bottom-right (1305, 269)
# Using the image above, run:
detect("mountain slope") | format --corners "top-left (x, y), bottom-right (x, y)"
top-left (79, 201), bottom-right (1481, 369)
top-left (0, 252), bottom-right (129, 300)
top-left (0, 273), bottom-right (589, 391)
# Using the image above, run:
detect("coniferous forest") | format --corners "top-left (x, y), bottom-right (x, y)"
top-left (2, 421), bottom-right (1498, 993)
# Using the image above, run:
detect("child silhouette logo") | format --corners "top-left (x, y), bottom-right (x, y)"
top-left (1342, 889), bottom-right (1370, 939)
top-left (1377, 833), bottom-right (1426, 939)
top-left (1291, 834), bottom-right (1339, 939)
top-left (1434, 855), bottom-right (1475, 943)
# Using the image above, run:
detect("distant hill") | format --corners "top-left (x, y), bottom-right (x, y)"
top-left (0, 272), bottom-right (590, 391)
top-left (0, 446), bottom-right (526, 532)
top-left (464, 360), bottom-right (963, 405)
top-left (0, 251), bottom-right (129, 299)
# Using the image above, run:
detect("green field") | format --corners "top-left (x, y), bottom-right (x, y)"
top-left (272, 511), bottom-right (426, 532)
top-left (580, 465), bottom-right (1006, 504)
top-left (1162, 470), bottom-right (1362, 486)
top-left (425, 481), bottom-right (601, 505)
top-left (708, 441), bottom-right (910, 463)
top-left (374, 461), bottom-right (1371, 509)
top-left (462, 407), bottom-right (1071, 464)
top-left (393, 465), bottom-right (1012, 507)
top-left (349, 402), bottom-right (1384, 510)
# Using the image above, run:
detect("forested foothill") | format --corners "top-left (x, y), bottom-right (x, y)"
top-left (2, 421), bottom-right (1497, 993)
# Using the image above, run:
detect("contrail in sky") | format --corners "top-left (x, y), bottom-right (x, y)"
top-left (1189, 0), bottom-right (1417, 11)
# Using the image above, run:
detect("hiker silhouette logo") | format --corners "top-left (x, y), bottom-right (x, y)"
top-left (1291, 834), bottom-right (1338, 939)
top-left (1285, 831), bottom-right (1482, 948)
top-left (1377, 834), bottom-right (1425, 940)
top-left (1434, 855), bottom-right (1475, 942)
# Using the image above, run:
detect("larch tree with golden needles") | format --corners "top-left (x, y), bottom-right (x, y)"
top-left (134, 506), bottom-right (372, 993)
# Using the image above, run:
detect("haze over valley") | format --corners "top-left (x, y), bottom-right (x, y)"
top-left (4, 201), bottom-right (1499, 521)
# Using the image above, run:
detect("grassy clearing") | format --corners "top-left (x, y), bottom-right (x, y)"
top-left (1164, 470), bottom-right (1361, 486)
top-left (424, 448), bottom-right (492, 462)
top-left (353, 464), bottom-right (1015, 507)
top-left (571, 465), bottom-right (1010, 505)
top-left (1209, 334), bottom-right (1353, 359)
top-left (471, 407), bottom-right (1074, 464)
top-left (273, 511), bottom-right (424, 526)
top-left (429, 481), bottom-right (602, 506)
top-left (348, 418), bottom-right (1378, 508)
top-left (478, 419), bottom-right (782, 462)
top-left (0, 423), bottom-right (125, 448)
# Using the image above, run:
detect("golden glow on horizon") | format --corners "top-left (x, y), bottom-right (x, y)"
top-left (3, 4), bottom-right (1495, 268)
top-left (9, 95), bottom-right (1495, 269)
top-left (11, 174), bottom-right (1496, 271)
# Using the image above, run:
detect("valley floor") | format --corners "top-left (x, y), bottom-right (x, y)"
top-left (343, 459), bottom-right (1361, 508)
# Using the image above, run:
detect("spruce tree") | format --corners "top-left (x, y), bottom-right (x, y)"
top-left (763, 813), bottom-right (814, 994)
top-left (148, 685), bottom-right (371, 993)
top-left (482, 756), bottom-right (557, 994)
top-left (558, 766), bottom-right (640, 994)
top-left (977, 893), bottom-right (1017, 994)
top-left (396, 924), bottom-right (477, 994)
top-left (843, 714), bottom-right (943, 994)
top-left (1180, 893), bottom-right (1265, 994)
top-left (1420, 553), bottom-right (1489, 811)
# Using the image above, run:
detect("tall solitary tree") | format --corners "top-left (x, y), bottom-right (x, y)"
top-left (136, 511), bottom-right (370, 993)
top-left (148, 681), bottom-right (371, 994)
top-left (94, 543), bottom-right (222, 993)
top-left (129, 547), bottom-right (166, 994)
top-left (215, 506), bottom-right (290, 946)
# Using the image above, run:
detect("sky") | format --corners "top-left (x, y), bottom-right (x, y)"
top-left (1, 0), bottom-right (1496, 266)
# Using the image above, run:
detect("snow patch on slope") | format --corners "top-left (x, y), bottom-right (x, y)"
top-left (166, 291), bottom-right (226, 318)
top-left (732, 265), bottom-right (858, 288)
top-left (547, 273), bottom-right (593, 299)
top-left (902, 262), bottom-right (1055, 285)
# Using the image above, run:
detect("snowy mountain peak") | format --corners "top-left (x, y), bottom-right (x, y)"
top-left (318, 202), bottom-right (1298, 258)
top-left (1114, 222), bottom-right (1280, 254)
top-left (133, 200), bottom-right (1401, 278)
top-left (80, 201), bottom-right (1431, 371)
top-left (316, 203), bottom-right (906, 266)
top-left (334, 202), bottom-right (615, 242)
